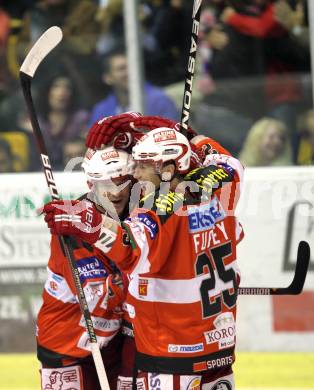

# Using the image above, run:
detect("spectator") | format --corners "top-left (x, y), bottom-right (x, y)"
top-left (141, 0), bottom-right (192, 86)
top-left (17, 0), bottom-right (104, 108)
top-left (219, 0), bottom-right (310, 129)
top-left (96, 0), bottom-right (124, 55)
top-left (0, 6), bottom-right (11, 99)
top-left (196, 0), bottom-right (229, 97)
top-left (36, 74), bottom-right (89, 170)
top-left (20, 0), bottom-right (99, 50)
top-left (274, 0), bottom-right (309, 49)
top-left (0, 137), bottom-right (15, 172)
top-left (239, 117), bottom-right (292, 166)
top-left (296, 110), bottom-right (314, 165)
top-left (63, 136), bottom-right (86, 170)
top-left (89, 49), bottom-right (179, 125)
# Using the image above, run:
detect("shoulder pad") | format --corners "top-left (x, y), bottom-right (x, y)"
top-left (154, 191), bottom-right (185, 216)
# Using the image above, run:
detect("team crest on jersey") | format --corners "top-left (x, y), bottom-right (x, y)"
top-left (188, 196), bottom-right (225, 233)
top-left (138, 278), bottom-right (148, 296)
top-left (153, 129), bottom-right (177, 143)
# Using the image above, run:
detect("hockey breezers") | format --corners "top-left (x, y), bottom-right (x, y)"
top-left (20, 26), bottom-right (110, 390)
top-left (238, 240), bottom-right (310, 295)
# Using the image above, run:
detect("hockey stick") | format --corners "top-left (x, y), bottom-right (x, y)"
top-left (180, 0), bottom-right (202, 136)
top-left (238, 240), bottom-right (310, 295)
top-left (177, 2), bottom-right (311, 296)
top-left (20, 26), bottom-right (110, 390)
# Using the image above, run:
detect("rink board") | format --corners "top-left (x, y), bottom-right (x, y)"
top-left (0, 167), bottom-right (313, 352)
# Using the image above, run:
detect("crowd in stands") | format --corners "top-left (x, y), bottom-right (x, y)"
top-left (0, 0), bottom-right (313, 173)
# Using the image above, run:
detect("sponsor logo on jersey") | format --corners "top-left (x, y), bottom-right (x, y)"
top-left (168, 343), bottom-right (204, 353)
top-left (76, 256), bottom-right (108, 284)
top-left (210, 379), bottom-right (232, 390)
top-left (193, 356), bottom-right (233, 372)
top-left (188, 197), bottom-right (225, 233)
top-left (101, 150), bottom-right (119, 160)
top-left (154, 192), bottom-right (184, 215)
top-left (153, 129), bottom-right (177, 143)
top-left (204, 312), bottom-right (235, 350)
top-left (79, 316), bottom-right (121, 332)
top-left (149, 372), bottom-right (174, 389)
top-left (149, 372), bottom-right (162, 390)
top-left (134, 213), bottom-right (158, 239)
top-left (117, 376), bottom-right (146, 390)
top-left (186, 377), bottom-right (201, 390)
top-left (138, 278), bottom-right (148, 296)
top-left (185, 166), bottom-right (230, 195)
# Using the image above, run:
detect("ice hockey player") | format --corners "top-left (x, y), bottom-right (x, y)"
top-left (42, 112), bottom-right (244, 389)
top-left (37, 146), bottom-right (134, 389)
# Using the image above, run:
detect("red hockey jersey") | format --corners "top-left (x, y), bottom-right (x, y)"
top-left (96, 161), bottom-right (244, 374)
top-left (37, 235), bottom-right (126, 363)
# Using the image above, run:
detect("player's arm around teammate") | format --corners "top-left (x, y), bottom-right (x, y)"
top-left (43, 125), bottom-right (244, 390)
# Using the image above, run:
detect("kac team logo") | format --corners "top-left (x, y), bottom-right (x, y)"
top-left (210, 379), bottom-right (232, 390)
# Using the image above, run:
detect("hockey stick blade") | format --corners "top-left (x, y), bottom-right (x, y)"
top-left (238, 240), bottom-right (310, 295)
top-left (20, 26), bottom-right (62, 78)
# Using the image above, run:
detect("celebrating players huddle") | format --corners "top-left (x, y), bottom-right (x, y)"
top-left (37, 112), bottom-right (244, 390)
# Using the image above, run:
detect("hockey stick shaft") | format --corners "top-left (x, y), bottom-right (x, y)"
top-left (180, 0), bottom-right (202, 136)
top-left (238, 241), bottom-right (310, 295)
top-left (20, 27), bottom-right (109, 390)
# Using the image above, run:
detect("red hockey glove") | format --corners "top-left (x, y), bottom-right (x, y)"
top-left (86, 112), bottom-right (143, 149)
top-left (86, 114), bottom-right (198, 150)
top-left (131, 116), bottom-right (198, 140)
top-left (43, 199), bottom-right (102, 244)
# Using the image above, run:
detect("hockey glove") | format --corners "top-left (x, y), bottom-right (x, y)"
top-left (86, 114), bottom-right (198, 150)
top-left (86, 112), bottom-right (143, 149)
top-left (131, 115), bottom-right (198, 140)
top-left (43, 199), bottom-right (102, 244)
top-left (190, 142), bottom-right (205, 169)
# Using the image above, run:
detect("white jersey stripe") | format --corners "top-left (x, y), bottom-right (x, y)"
top-left (128, 263), bottom-right (238, 303)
